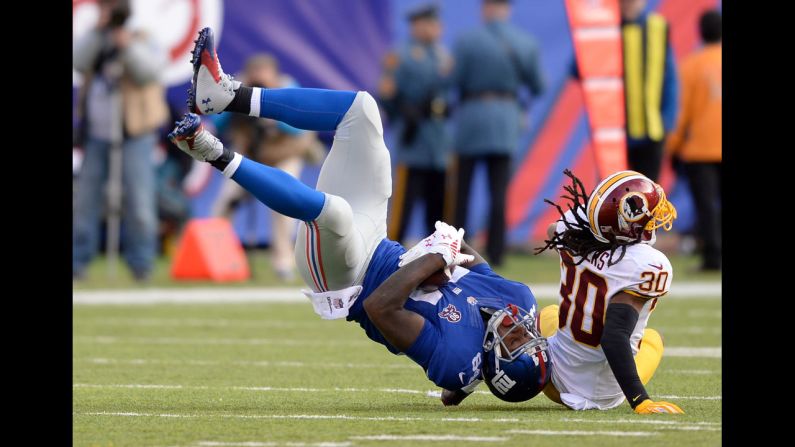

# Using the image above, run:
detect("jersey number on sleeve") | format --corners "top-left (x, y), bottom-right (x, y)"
top-left (558, 251), bottom-right (608, 348)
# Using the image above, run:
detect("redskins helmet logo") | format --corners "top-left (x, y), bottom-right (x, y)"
top-left (619, 192), bottom-right (651, 223)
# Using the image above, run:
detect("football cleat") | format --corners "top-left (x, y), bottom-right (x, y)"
top-left (188, 27), bottom-right (240, 115)
top-left (168, 113), bottom-right (224, 162)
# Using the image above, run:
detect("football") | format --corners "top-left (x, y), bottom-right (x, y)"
top-left (419, 266), bottom-right (454, 292)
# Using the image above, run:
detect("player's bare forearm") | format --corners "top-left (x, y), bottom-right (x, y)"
top-left (363, 253), bottom-right (446, 351)
top-left (460, 240), bottom-right (486, 267)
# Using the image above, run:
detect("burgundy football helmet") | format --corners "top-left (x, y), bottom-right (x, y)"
top-left (586, 170), bottom-right (677, 244)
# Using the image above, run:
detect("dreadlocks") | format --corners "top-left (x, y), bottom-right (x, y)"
top-left (534, 170), bottom-right (641, 267)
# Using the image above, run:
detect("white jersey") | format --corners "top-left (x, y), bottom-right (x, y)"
top-left (547, 212), bottom-right (671, 410)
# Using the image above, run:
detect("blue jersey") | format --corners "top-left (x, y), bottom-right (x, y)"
top-left (347, 238), bottom-right (539, 390)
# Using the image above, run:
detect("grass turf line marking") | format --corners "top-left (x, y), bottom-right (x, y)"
top-left (73, 335), bottom-right (368, 347)
top-left (75, 412), bottom-right (510, 422)
top-left (561, 418), bottom-right (720, 426)
top-left (73, 383), bottom-right (721, 401)
top-left (664, 369), bottom-right (719, 375)
top-left (350, 435), bottom-right (507, 442)
top-left (74, 336), bottom-right (721, 357)
top-left (73, 283), bottom-right (720, 305)
top-left (75, 412), bottom-right (719, 430)
top-left (78, 357), bottom-right (416, 370)
top-left (664, 347), bottom-right (721, 358)
top-left (507, 430), bottom-right (655, 437)
top-left (196, 442), bottom-right (352, 447)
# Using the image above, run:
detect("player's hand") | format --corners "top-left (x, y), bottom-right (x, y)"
top-left (440, 388), bottom-right (470, 406)
top-left (633, 399), bottom-right (684, 414)
top-left (398, 221), bottom-right (474, 268)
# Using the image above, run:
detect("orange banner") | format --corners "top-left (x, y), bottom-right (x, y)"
top-left (565, 0), bottom-right (628, 179)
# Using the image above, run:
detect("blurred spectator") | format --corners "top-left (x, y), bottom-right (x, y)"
top-left (448, 0), bottom-right (544, 266)
top-left (72, 0), bottom-right (168, 281)
top-left (210, 54), bottom-right (324, 281)
top-left (156, 104), bottom-right (195, 256)
top-left (619, 0), bottom-right (679, 182)
top-left (378, 3), bottom-right (453, 244)
top-left (667, 10), bottom-right (721, 271)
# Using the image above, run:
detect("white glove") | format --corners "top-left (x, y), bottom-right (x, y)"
top-left (398, 221), bottom-right (475, 269)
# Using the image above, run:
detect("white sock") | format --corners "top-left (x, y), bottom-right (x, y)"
top-left (223, 153), bottom-right (243, 178)
top-left (249, 87), bottom-right (263, 117)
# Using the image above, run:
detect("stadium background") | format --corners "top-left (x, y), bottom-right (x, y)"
top-left (72, 0), bottom-right (720, 251)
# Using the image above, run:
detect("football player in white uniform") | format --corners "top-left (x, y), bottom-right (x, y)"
top-left (535, 170), bottom-right (684, 414)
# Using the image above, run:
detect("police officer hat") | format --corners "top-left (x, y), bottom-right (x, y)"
top-left (406, 3), bottom-right (439, 22)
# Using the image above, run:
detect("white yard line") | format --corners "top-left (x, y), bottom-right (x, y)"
top-left (73, 282), bottom-right (720, 305)
top-left (196, 443), bottom-right (351, 447)
top-left (73, 335), bottom-right (368, 347)
top-left (562, 418), bottom-right (720, 426)
top-left (664, 369), bottom-right (719, 375)
top-left (656, 395), bottom-right (721, 400)
top-left (655, 327), bottom-right (721, 335)
top-left (73, 335), bottom-right (721, 357)
top-left (77, 357), bottom-right (416, 370)
top-left (507, 430), bottom-right (654, 437)
top-left (75, 411), bottom-right (719, 432)
top-left (350, 435), bottom-right (507, 442)
top-left (73, 383), bottom-right (721, 402)
top-left (664, 347), bottom-right (721, 358)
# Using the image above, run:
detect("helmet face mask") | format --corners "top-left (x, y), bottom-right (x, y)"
top-left (482, 304), bottom-right (552, 402)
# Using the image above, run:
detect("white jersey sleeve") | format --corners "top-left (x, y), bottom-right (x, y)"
top-left (622, 246), bottom-right (672, 299)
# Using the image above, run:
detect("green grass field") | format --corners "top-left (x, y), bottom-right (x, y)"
top-left (73, 285), bottom-right (721, 446)
top-left (73, 248), bottom-right (721, 290)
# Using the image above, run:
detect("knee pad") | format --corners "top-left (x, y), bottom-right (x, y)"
top-left (539, 304), bottom-right (560, 338)
top-left (314, 194), bottom-right (355, 236)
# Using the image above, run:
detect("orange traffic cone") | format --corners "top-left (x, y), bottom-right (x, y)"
top-left (170, 218), bottom-right (250, 282)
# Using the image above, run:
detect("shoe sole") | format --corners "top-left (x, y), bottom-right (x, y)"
top-left (168, 114), bottom-right (201, 141)
top-left (187, 27), bottom-right (213, 114)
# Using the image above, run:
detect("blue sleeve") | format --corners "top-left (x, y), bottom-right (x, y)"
top-left (468, 262), bottom-right (501, 278)
top-left (661, 40), bottom-right (679, 133)
top-left (231, 156), bottom-right (325, 221)
top-left (274, 79), bottom-right (307, 136)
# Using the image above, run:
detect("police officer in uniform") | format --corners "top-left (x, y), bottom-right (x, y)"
top-left (379, 3), bottom-right (453, 245)
top-left (448, 0), bottom-right (544, 266)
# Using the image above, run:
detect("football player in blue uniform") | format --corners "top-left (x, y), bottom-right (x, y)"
top-left (169, 27), bottom-right (551, 405)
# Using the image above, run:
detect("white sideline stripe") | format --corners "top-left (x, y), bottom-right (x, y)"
top-left (73, 335), bottom-right (368, 347)
top-left (76, 412), bottom-right (514, 422)
top-left (73, 282), bottom-right (720, 305)
top-left (350, 435), bottom-right (507, 442)
top-left (657, 395), bottom-right (721, 400)
top-left (81, 317), bottom-right (724, 333)
top-left (79, 357), bottom-right (416, 370)
top-left (656, 327), bottom-right (721, 335)
top-left (73, 383), bottom-right (721, 401)
top-left (197, 443), bottom-right (351, 447)
top-left (78, 317), bottom-right (320, 328)
top-left (665, 369), bottom-right (719, 375)
top-left (562, 418), bottom-right (720, 426)
top-left (507, 430), bottom-right (654, 437)
top-left (664, 347), bottom-right (721, 358)
top-left (76, 412), bottom-right (719, 431)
